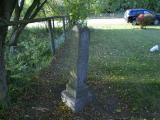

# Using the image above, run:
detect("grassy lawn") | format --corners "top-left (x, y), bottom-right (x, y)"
top-left (88, 24), bottom-right (160, 119)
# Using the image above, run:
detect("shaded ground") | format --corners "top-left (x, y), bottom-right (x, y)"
top-left (15, 33), bottom-right (131, 120)
top-left (2, 28), bottom-right (132, 120)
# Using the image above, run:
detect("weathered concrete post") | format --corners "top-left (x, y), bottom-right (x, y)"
top-left (61, 25), bottom-right (92, 112)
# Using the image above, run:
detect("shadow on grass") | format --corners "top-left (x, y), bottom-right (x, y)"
top-left (3, 76), bottom-right (160, 119)
top-left (0, 76), bottom-right (71, 120)
top-left (82, 78), bottom-right (160, 119)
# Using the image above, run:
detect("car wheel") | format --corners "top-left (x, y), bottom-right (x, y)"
top-left (154, 19), bottom-right (159, 25)
top-left (132, 20), bottom-right (137, 25)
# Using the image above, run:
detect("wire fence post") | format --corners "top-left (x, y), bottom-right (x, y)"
top-left (48, 19), bottom-right (55, 55)
top-left (52, 18), bottom-right (55, 29)
top-left (68, 15), bottom-right (71, 28)
top-left (62, 17), bottom-right (66, 41)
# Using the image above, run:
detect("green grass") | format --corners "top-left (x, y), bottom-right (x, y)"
top-left (88, 24), bottom-right (160, 119)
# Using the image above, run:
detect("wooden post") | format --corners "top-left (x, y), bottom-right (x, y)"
top-left (52, 18), bottom-right (55, 29)
top-left (48, 19), bottom-right (55, 55)
top-left (52, 19), bottom-right (56, 38)
top-left (68, 16), bottom-right (71, 28)
top-left (62, 17), bottom-right (66, 40)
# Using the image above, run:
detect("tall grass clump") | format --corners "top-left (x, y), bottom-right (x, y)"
top-left (5, 28), bottom-right (52, 103)
top-left (6, 28), bottom-right (52, 80)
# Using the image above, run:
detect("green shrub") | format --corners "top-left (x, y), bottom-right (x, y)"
top-left (64, 0), bottom-right (91, 23)
top-left (6, 28), bottom-right (52, 83)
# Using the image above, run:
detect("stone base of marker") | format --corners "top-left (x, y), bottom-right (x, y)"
top-left (61, 85), bottom-right (92, 112)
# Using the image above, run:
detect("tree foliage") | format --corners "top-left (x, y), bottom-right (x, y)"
top-left (90, 0), bottom-right (160, 14)
top-left (64, 0), bottom-right (91, 23)
top-left (59, 0), bottom-right (160, 22)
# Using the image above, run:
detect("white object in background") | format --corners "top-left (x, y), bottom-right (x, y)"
top-left (150, 45), bottom-right (159, 52)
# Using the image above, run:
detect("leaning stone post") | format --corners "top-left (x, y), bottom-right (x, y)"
top-left (61, 25), bottom-right (92, 112)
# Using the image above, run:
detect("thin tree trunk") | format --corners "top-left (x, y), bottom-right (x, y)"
top-left (10, 24), bottom-right (26, 46)
top-left (10, 0), bottom-right (25, 45)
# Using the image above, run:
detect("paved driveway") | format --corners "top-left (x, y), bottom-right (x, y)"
top-left (25, 18), bottom-right (127, 28)
top-left (87, 18), bottom-right (126, 27)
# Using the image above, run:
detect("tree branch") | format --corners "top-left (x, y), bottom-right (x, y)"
top-left (23, 0), bottom-right (40, 20)
top-left (30, 0), bottom-right (47, 18)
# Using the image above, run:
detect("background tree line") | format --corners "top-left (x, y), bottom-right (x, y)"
top-left (90, 0), bottom-right (160, 14)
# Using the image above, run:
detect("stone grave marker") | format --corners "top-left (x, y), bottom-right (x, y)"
top-left (61, 25), bottom-right (92, 112)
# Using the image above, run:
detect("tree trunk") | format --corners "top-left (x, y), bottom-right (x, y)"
top-left (0, 0), bottom-right (16, 102)
top-left (10, 24), bottom-right (26, 46)
top-left (0, 27), bottom-right (8, 102)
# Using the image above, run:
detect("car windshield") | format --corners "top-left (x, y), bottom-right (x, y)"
top-left (130, 10), bottom-right (143, 15)
top-left (146, 10), bottom-right (155, 14)
top-left (144, 11), bottom-right (151, 14)
top-left (130, 11), bottom-right (136, 15)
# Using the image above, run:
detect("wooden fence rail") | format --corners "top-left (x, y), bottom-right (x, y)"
top-left (0, 15), bottom-right (71, 55)
top-left (0, 16), bottom-right (70, 27)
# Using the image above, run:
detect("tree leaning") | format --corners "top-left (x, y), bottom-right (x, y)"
top-left (0, 0), bottom-right (16, 103)
top-left (10, 0), bottom-right (47, 47)
top-left (0, 0), bottom-right (48, 104)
